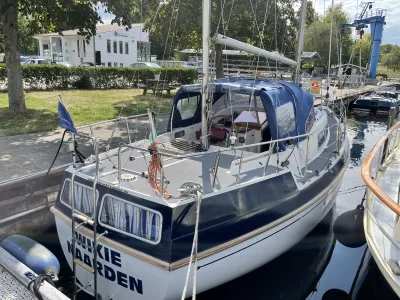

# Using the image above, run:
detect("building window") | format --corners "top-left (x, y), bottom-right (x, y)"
top-left (43, 44), bottom-right (49, 56)
top-left (108, 62), bottom-right (111, 67)
top-left (119, 41), bottom-right (123, 54)
top-left (113, 41), bottom-right (117, 53)
top-left (101, 63), bottom-right (105, 66)
top-left (137, 41), bottom-right (151, 62)
top-left (114, 62), bottom-right (118, 67)
top-left (125, 42), bottom-right (129, 54)
top-left (77, 40), bottom-right (80, 57)
top-left (120, 63), bottom-right (123, 67)
top-left (83, 41), bottom-right (86, 57)
top-left (107, 40), bottom-right (111, 53)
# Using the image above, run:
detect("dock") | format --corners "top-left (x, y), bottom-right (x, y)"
top-left (0, 247), bottom-right (70, 300)
top-left (313, 84), bottom-right (378, 106)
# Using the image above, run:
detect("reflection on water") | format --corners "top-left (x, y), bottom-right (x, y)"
top-left (34, 113), bottom-right (399, 300)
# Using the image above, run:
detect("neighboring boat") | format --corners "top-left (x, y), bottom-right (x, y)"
top-left (352, 90), bottom-right (400, 116)
top-left (362, 120), bottom-right (400, 297)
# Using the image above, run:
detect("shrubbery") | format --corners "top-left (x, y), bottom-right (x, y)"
top-left (0, 64), bottom-right (198, 90)
top-left (376, 72), bottom-right (388, 80)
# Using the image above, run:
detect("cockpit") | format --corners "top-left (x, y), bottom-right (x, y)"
top-left (166, 77), bottom-right (315, 155)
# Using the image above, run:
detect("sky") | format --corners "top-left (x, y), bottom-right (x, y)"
top-left (98, 1), bottom-right (399, 45)
top-left (312, 0), bottom-right (399, 45)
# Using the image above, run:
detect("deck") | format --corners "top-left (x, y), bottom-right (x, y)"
top-left (313, 85), bottom-right (377, 106)
top-left (79, 145), bottom-right (280, 199)
top-left (0, 264), bottom-right (37, 300)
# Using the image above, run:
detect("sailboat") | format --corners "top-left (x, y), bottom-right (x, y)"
top-left (50, 0), bottom-right (349, 299)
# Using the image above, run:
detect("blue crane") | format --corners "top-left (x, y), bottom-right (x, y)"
top-left (339, 2), bottom-right (386, 80)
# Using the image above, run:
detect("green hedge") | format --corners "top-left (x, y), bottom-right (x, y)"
top-left (0, 64), bottom-right (198, 90)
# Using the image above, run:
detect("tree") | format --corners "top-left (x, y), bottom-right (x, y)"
top-left (303, 4), bottom-right (352, 67)
top-left (353, 34), bottom-right (371, 68)
top-left (0, 0), bottom-right (159, 114)
top-left (18, 15), bottom-right (39, 55)
top-left (381, 46), bottom-right (400, 71)
top-left (297, 1), bottom-right (317, 27)
top-left (380, 44), bottom-right (395, 62)
top-left (146, 0), bottom-right (298, 78)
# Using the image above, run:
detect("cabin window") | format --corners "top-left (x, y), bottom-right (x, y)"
top-left (61, 180), bottom-right (97, 216)
top-left (276, 102), bottom-right (295, 135)
top-left (99, 195), bottom-right (162, 244)
top-left (306, 108), bottom-right (316, 133)
top-left (174, 95), bottom-right (200, 121)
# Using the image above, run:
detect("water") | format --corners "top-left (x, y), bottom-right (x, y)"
top-left (32, 112), bottom-right (399, 300)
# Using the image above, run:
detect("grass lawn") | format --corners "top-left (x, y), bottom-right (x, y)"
top-left (0, 89), bottom-right (175, 136)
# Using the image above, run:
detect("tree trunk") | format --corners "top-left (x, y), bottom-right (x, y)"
top-left (2, 0), bottom-right (25, 113)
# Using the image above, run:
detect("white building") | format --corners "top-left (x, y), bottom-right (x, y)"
top-left (33, 24), bottom-right (150, 67)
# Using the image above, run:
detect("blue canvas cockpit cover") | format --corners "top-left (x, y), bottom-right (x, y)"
top-left (168, 77), bottom-right (315, 151)
top-left (260, 80), bottom-right (314, 150)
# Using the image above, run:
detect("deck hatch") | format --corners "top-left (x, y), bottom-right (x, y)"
top-left (99, 194), bottom-right (163, 245)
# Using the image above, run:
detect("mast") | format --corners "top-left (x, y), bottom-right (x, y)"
top-left (201, 0), bottom-right (211, 150)
top-left (294, 0), bottom-right (308, 84)
top-left (327, 0), bottom-right (334, 89)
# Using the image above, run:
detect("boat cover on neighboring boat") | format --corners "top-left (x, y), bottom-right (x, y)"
top-left (352, 90), bottom-right (400, 115)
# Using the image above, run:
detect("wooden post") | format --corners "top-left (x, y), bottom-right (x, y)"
top-left (382, 107), bottom-right (397, 164)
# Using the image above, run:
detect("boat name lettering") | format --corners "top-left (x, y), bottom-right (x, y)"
top-left (67, 233), bottom-right (143, 295)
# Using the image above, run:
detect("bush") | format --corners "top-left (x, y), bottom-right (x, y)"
top-left (73, 73), bottom-right (92, 89)
top-left (376, 72), bottom-right (388, 80)
top-left (0, 64), bottom-right (198, 90)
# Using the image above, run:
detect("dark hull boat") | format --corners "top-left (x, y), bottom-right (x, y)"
top-left (352, 91), bottom-right (400, 115)
top-left (51, 77), bottom-right (349, 299)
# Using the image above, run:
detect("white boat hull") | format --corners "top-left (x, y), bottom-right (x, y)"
top-left (54, 178), bottom-right (341, 300)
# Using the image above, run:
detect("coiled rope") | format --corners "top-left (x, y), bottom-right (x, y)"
top-left (148, 142), bottom-right (171, 198)
top-left (28, 274), bottom-right (55, 300)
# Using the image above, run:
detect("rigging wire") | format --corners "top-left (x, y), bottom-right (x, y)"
top-left (151, 0), bottom-right (180, 112)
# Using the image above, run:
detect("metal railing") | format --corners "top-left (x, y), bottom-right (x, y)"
top-left (361, 121), bottom-right (400, 215)
top-left (355, 8), bottom-right (386, 20)
top-left (361, 117), bottom-right (400, 274)
top-left (114, 115), bottom-right (345, 198)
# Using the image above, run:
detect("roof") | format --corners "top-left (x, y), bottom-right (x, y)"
top-left (33, 23), bottom-right (144, 38)
top-left (301, 52), bottom-right (321, 60)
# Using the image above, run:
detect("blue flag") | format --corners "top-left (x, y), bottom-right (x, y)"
top-left (58, 99), bottom-right (77, 134)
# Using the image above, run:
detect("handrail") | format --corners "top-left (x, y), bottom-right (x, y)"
top-left (361, 121), bottom-right (400, 216)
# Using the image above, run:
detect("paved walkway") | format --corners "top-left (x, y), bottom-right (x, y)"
top-left (0, 114), bottom-right (169, 183)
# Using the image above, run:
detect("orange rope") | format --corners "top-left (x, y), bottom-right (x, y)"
top-left (148, 142), bottom-right (171, 199)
